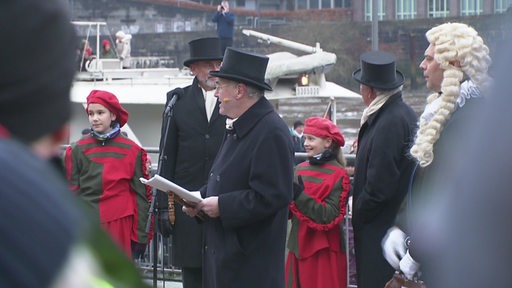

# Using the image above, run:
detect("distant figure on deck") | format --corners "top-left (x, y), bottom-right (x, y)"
top-left (79, 39), bottom-right (94, 71)
top-left (101, 39), bottom-right (117, 59)
top-left (212, 0), bottom-right (235, 53)
top-left (116, 30), bottom-right (132, 68)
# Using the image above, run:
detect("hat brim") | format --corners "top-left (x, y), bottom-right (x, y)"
top-left (183, 56), bottom-right (223, 67)
top-left (210, 71), bottom-right (273, 91)
top-left (352, 69), bottom-right (405, 90)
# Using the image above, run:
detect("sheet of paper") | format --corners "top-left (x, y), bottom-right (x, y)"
top-left (140, 175), bottom-right (203, 204)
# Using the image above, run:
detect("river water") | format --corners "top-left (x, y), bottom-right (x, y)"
top-left (274, 90), bottom-right (428, 150)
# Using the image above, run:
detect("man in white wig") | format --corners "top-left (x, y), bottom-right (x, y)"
top-left (382, 22), bottom-right (492, 283)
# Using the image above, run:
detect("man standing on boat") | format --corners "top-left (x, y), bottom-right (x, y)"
top-left (116, 30), bottom-right (132, 69)
top-left (157, 37), bottom-right (225, 288)
top-left (212, 0), bottom-right (235, 53)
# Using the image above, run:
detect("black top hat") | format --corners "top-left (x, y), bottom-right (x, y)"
top-left (183, 37), bottom-right (224, 67)
top-left (352, 51), bottom-right (404, 90)
top-left (210, 48), bottom-right (272, 91)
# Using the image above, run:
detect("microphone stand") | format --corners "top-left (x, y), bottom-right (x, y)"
top-left (146, 92), bottom-right (180, 288)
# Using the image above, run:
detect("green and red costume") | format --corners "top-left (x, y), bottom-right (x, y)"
top-left (64, 134), bottom-right (152, 256)
top-left (286, 159), bottom-right (350, 288)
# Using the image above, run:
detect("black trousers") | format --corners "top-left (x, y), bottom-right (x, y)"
top-left (219, 37), bottom-right (233, 54)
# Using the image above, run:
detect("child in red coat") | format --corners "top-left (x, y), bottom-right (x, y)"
top-left (286, 117), bottom-right (351, 288)
top-left (65, 90), bottom-right (152, 259)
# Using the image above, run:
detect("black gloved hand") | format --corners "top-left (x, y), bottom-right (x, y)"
top-left (293, 175), bottom-right (304, 200)
top-left (157, 209), bottom-right (174, 238)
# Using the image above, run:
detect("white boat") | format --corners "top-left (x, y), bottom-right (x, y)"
top-left (69, 22), bottom-right (361, 152)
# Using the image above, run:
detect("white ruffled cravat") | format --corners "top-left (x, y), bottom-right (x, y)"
top-left (457, 80), bottom-right (482, 108)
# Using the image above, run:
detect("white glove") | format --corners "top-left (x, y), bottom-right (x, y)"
top-left (399, 250), bottom-right (420, 280)
top-left (381, 226), bottom-right (407, 270)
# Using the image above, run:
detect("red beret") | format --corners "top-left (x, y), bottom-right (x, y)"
top-left (303, 117), bottom-right (345, 147)
top-left (86, 90), bottom-right (128, 128)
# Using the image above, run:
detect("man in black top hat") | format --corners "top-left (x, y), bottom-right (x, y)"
top-left (157, 37), bottom-right (226, 288)
top-left (350, 51), bottom-right (418, 288)
top-left (183, 47), bottom-right (294, 288)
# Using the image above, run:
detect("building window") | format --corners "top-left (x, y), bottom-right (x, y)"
top-left (364, 0), bottom-right (385, 21)
top-left (295, 0), bottom-right (306, 9)
top-left (495, 0), bottom-right (512, 13)
top-left (334, 0), bottom-right (352, 8)
top-left (396, 0), bottom-right (416, 19)
top-left (428, 0), bottom-right (449, 18)
top-left (461, 0), bottom-right (483, 15)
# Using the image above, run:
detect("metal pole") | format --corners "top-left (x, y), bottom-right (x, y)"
top-left (96, 23), bottom-right (101, 61)
top-left (371, 0), bottom-right (379, 51)
top-left (332, 97), bottom-right (337, 125)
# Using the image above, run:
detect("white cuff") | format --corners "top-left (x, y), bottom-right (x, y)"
top-left (400, 250), bottom-right (420, 280)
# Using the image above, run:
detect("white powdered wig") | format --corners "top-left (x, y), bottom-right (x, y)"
top-left (410, 22), bottom-right (492, 167)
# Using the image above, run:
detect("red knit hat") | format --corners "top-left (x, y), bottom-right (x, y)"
top-left (101, 39), bottom-right (110, 48)
top-left (86, 90), bottom-right (128, 127)
top-left (304, 117), bottom-right (345, 147)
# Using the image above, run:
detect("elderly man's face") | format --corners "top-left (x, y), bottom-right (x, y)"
top-left (419, 44), bottom-right (444, 93)
top-left (214, 79), bottom-right (240, 118)
top-left (190, 60), bottom-right (222, 90)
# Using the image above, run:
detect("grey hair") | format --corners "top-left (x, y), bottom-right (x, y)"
top-left (246, 85), bottom-right (264, 99)
top-left (374, 86), bottom-right (402, 97)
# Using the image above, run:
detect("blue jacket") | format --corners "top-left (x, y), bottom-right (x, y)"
top-left (212, 11), bottom-right (235, 38)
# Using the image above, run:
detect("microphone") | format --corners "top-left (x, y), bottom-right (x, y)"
top-left (164, 88), bottom-right (184, 116)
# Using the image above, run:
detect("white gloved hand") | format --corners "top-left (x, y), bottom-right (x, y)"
top-left (399, 250), bottom-right (420, 280)
top-left (381, 226), bottom-right (407, 269)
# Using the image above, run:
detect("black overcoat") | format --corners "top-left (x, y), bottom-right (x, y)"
top-left (160, 78), bottom-right (227, 267)
top-left (352, 92), bottom-right (417, 288)
top-left (200, 97), bottom-right (294, 288)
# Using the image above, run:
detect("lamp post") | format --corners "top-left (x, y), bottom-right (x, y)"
top-left (371, 0), bottom-right (379, 51)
